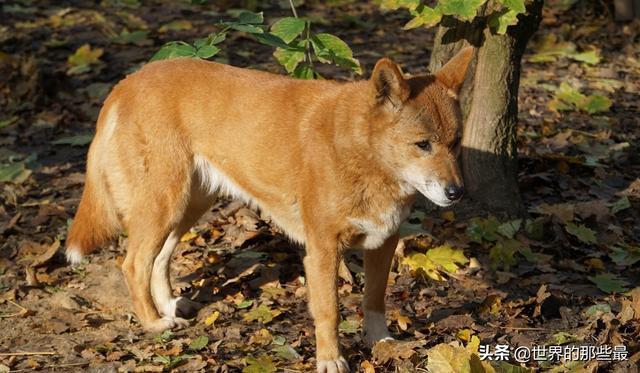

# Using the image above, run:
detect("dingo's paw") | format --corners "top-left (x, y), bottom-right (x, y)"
top-left (160, 297), bottom-right (201, 319)
top-left (317, 357), bottom-right (349, 373)
top-left (144, 316), bottom-right (190, 333)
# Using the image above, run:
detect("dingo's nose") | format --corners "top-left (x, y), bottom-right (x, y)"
top-left (445, 185), bottom-right (464, 201)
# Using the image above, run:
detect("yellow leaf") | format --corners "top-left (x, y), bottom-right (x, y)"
top-left (479, 294), bottom-right (502, 315)
top-left (425, 244), bottom-right (470, 273)
top-left (456, 328), bottom-right (472, 342)
top-left (390, 309), bottom-right (411, 331)
top-left (403, 252), bottom-right (445, 281)
top-left (67, 44), bottom-right (103, 67)
top-left (249, 328), bottom-right (272, 346)
top-left (441, 210), bottom-right (455, 222)
top-left (360, 360), bottom-right (376, 373)
top-left (204, 310), bottom-right (220, 326)
top-left (425, 343), bottom-right (471, 373)
top-left (180, 230), bottom-right (198, 242)
top-left (466, 335), bottom-right (480, 354)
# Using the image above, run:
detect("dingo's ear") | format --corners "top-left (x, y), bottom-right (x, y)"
top-left (371, 58), bottom-right (409, 108)
top-left (435, 46), bottom-right (474, 95)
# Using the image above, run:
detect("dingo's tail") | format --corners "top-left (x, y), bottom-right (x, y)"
top-left (65, 169), bottom-right (119, 265)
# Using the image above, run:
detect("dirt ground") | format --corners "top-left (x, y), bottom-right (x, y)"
top-left (0, 1), bottom-right (639, 372)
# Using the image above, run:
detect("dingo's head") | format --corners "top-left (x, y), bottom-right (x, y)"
top-left (368, 47), bottom-right (474, 207)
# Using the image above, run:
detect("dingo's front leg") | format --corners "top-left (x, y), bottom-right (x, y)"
top-left (303, 239), bottom-right (349, 373)
top-left (363, 233), bottom-right (399, 345)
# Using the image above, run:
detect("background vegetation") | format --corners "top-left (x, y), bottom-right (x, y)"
top-left (0, 0), bottom-right (639, 372)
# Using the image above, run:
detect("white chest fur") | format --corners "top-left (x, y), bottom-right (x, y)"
top-left (349, 202), bottom-right (411, 250)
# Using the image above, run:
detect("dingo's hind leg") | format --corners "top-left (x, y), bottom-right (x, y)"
top-left (119, 146), bottom-right (195, 332)
top-left (151, 185), bottom-right (216, 320)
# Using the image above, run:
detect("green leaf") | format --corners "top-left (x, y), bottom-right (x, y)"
top-left (404, 6), bottom-right (442, 29)
top-left (579, 94), bottom-right (611, 114)
top-left (189, 336), bottom-right (209, 351)
top-left (555, 82), bottom-right (585, 106)
top-left (67, 44), bottom-right (103, 75)
top-left (0, 162), bottom-right (31, 184)
top-left (529, 34), bottom-right (577, 63)
top-left (609, 246), bottom-right (640, 266)
top-left (51, 134), bottom-right (94, 146)
top-left (490, 239), bottom-right (519, 271)
top-left (565, 222), bottom-right (597, 244)
top-left (292, 64), bottom-right (315, 79)
top-left (196, 45), bottom-right (220, 59)
top-left (271, 335), bottom-right (286, 345)
top-left (551, 331), bottom-right (577, 345)
top-left (489, 9), bottom-right (519, 35)
top-left (497, 219), bottom-right (522, 239)
top-left (338, 319), bottom-right (359, 334)
top-left (153, 354), bottom-right (189, 369)
top-left (155, 330), bottom-right (175, 343)
top-left (312, 33), bottom-right (352, 59)
top-left (243, 304), bottom-right (282, 324)
top-left (584, 303), bottom-right (612, 317)
top-left (255, 32), bottom-right (292, 49)
top-left (151, 42), bottom-right (197, 61)
top-left (610, 196), bottom-right (631, 214)
top-left (243, 356), bottom-right (277, 373)
top-left (236, 299), bottom-right (254, 309)
top-left (570, 50), bottom-right (600, 65)
top-left (500, 0), bottom-right (526, 13)
top-left (519, 246), bottom-right (551, 263)
top-left (112, 29), bottom-right (151, 46)
top-left (230, 23), bottom-right (264, 34)
top-left (588, 273), bottom-right (629, 294)
top-left (466, 216), bottom-right (500, 243)
top-left (438, 0), bottom-right (487, 20)
top-left (273, 47), bottom-right (305, 73)
top-left (271, 344), bottom-right (301, 361)
top-left (524, 218), bottom-right (545, 240)
top-left (237, 11), bottom-right (264, 25)
top-left (195, 32), bottom-right (227, 49)
top-left (550, 82), bottom-right (611, 114)
top-left (270, 17), bottom-right (306, 44)
top-left (311, 33), bottom-right (362, 74)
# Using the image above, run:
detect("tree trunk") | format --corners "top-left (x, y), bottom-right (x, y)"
top-left (428, 0), bottom-right (543, 217)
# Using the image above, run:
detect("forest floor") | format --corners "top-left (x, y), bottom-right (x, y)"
top-left (0, 1), bottom-right (639, 372)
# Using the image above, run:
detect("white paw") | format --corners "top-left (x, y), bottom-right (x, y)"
top-left (159, 297), bottom-right (201, 319)
top-left (144, 316), bottom-right (190, 333)
top-left (317, 357), bottom-right (349, 373)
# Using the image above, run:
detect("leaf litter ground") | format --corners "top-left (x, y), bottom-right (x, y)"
top-left (0, 1), bottom-right (639, 372)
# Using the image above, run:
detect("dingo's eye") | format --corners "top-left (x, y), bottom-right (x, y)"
top-left (415, 140), bottom-right (431, 152)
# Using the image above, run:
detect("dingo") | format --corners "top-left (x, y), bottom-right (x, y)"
top-left (66, 47), bottom-right (473, 372)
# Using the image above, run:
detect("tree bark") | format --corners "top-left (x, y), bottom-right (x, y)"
top-left (428, 0), bottom-right (543, 217)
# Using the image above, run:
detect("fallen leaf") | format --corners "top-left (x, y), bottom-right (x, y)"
top-left (243, 304), bottom-right (282, 324)
top-left (588, 273), bottom-right (629, 294)
top-left (189, 335), bottom-right (209, 351)
top-left (204, 310), bottom-right (220, 326)
top-left (372, 340), bottom-right (425, 364)
top-left (565, 222), bottom-right (597, 244)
